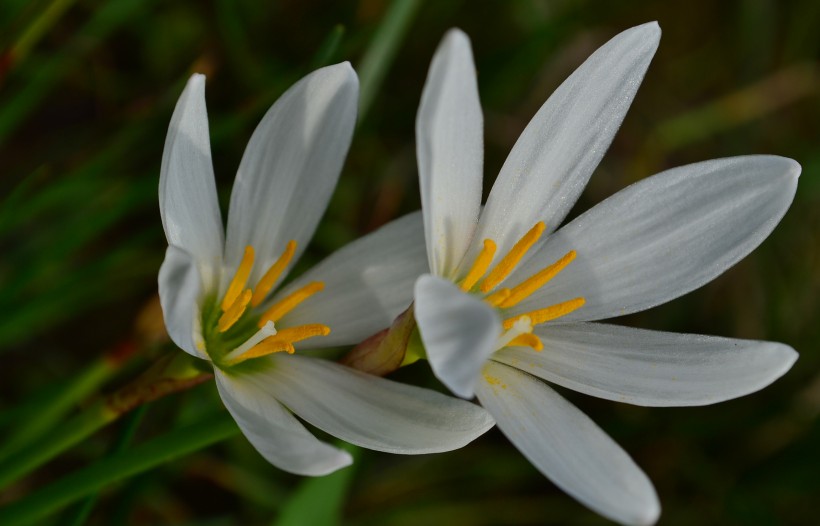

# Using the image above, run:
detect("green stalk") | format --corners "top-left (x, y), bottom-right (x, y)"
top-left (310, 24), bottom-right (346, 70)
top-left (8, 0), bottom-right (78, 67)
top-left (63, 405), bottom-right (148, 526)
top-left (357, 0), bottom-right (424, 122)
top-left (0, 413), bottom-right (239, 526)
top-left (0, 356), bottom-right (119, 461)
top-left (0, 399), bottom-right (118, 490)
top-left (0, 352), bottom-right (209, 490)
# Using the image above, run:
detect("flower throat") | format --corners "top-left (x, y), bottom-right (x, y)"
top-left (459, 221), bottom-right (585, 351)
top-left (200, 241), bottom-right (330, 368)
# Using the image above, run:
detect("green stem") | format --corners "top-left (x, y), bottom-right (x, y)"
top-left (0, 356), bottom-right (120, 461)
top-left (0, 413), bottom-right (239, 526)
top-left (357, 0), bottom-right (424, 123)
top-left (9, 0), bottom-right (78, 65)
top-left (63, 405), bottom-right (148, 526)
top-left (0, 352), bottom-right (209, 490)
top-left (0, 400), bottom-right (118, 490)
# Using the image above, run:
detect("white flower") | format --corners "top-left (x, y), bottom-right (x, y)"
top-left (412, 24), bottom-right (800, 526)
top-left (158, 63), bottom-right (493, 477)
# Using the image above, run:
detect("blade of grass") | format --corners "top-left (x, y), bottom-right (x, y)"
top-left (62, 405), bottom-right (148, 526)
top-left (0, 355), bottom-right (123, 461)
top-left (273, 444), bottom-right (360, 526)
top-left (357, 0), bottom-right (424, 123)
top-left (310, 24), bottom-right (346, 70)
top-left (5, 0), bottom-right (78, 72)
top-left (0, 412), bottom-right (239, 526)
top-left (0, 353), bottom-right (208, 489)
top-left (0, 0), bottom-right (158, 144)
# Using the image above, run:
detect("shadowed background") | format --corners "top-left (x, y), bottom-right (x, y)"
top-left (0, 0), bottom-right (818, 524)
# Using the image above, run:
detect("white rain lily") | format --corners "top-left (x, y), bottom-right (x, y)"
top-left (412, 24), bottom-right (799, 525)
top-left (158, 63), bottom-right (493, 477)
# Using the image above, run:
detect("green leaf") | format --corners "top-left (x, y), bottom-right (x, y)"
top-left (273, 444), bottom-right (360, 526)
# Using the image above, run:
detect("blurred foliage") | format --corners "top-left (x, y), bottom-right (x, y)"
top-left (1, 0), bottom-right (819, 524)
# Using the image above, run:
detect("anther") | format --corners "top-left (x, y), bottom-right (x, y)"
top-left (218, 289), bottom-right (253, 332)
top-left (484, 288), bottom-right (511, 307)
top-left (499, 250), bottom-right (576, 308)
top-left (508, 333), bottom-right (544, 351)
top-left (461, 239), bottom-right (496, 291)
top-left (503, 297), bottom-right (585, 329)
top-left (222, 246), bottom-right (255, 311)
top-left (258, 281), bottom-right (325, 327)
top-left (480, 222), bottom-right (545, 293)
top-left (251, 240), bottom-right (297, 307)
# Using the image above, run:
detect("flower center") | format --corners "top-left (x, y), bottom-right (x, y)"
top-left (201, 241), bottom-right (330, 368)
top-left (458, 221), bottom-right (585, 352)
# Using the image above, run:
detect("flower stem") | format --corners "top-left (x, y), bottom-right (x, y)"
top-left (0, 413), bottom-right (239, 526)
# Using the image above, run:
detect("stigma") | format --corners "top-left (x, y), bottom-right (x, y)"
top-left (459, 222), bottom-right (585, 352)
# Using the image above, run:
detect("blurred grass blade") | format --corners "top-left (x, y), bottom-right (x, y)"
top-left (654, 63), bottom-right (818, 151)
top-left (0, 413), bottom-right (239, 526)
top-left (0, 0), bottom-right (157, 144)
top-left (0, 355), bottom-right (122, 461)
top-left (273, 445), bottom-right (360, 526)
top-left (311, 24), bottom-right (346, 70)
top-left (5, 0), bottom-right (78, 73)
top-left (357, 0), bottom-right (423, 123)
top-left (63, 405), bottom-right (148, 526)
top-left (0, 399), bottom-right (119, 490)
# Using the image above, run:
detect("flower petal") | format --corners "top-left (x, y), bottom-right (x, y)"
top-left (159, 74), bottom-right (224, 288)
top-left (461, 22), bottom-right (660, 273)
top-left (158, 245), bottom-right (206, 359)
top-left (416, 28), bottom-right (483, 278)
top-left (415, 275), bottom-right (501, 398)
top-left (224, 62), bottom-right (359, 289)
top-left (276, 212), bottom-right (428, 348)
top-left (509, 155), bottom-right (800, 322)
top-left (493, 323), bottom-right (797, 407)
top-left (264, 354), bottom-right (495, 454)
top-left (476, 361), bottom-right (660, 526)
top-left (215, 370), bottom-right (353, 476)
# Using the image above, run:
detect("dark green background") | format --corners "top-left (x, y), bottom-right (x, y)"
top-left (1, 0), bottom-right (818, 524)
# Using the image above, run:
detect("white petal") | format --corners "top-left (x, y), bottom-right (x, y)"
top-left (415, 275), bottom-right (501, 398)
top-left (461, 23), bottom-right (660, 273)
top-left (158, 245), bottom-right (206, 359)
top-left (476, 361), bottom-right (659, 526)
top-left (274, 211), bottom-right (428, 348)
top-left (494, 323), bottom-right (797, 407)
top-left (215, 370), bottom-right (353, 476)
top-left (224, 63), bottom-right (359, 288)
top-left (510, 155), bottom-right (800, 322)
top-left (416, 28), bottom-right (483, 278)
top-left (264, 354), bottom-right (495, 454)
top-left (159, 74), bottom-right (224, 288)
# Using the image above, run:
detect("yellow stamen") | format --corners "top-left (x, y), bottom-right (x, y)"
top-left (480, 222), bottom-right (545, 293)
top-left (484, 288), bottom-right (511, 307)
top-left (222, 246), bottom-right (255, 311)
top-left (272, 323), bottom-right (331, 343)
top-left (508, 333), bottom-right (544, 351)
top-left (218, 289), bottom-right (252, 332)
top-left (251, 240), bottom-right (297, 307)
top-left (503, 297), bottom-right (585, 329)
top-left (227, 324), bottom-right (330, 364)
top-left (499, 250), bottom-right (577, 308)
top-left (236, 339), bottom-right (295, 362)
top-left (258, 282), bottom-right (325, 327)
top-left (461, 239), bottom-right (496, 291)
